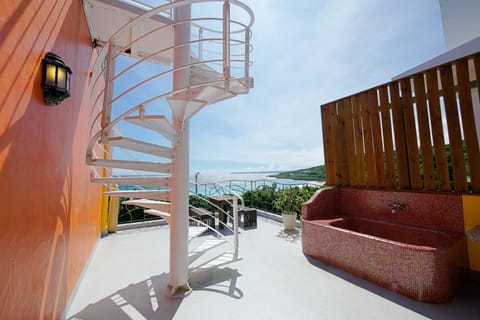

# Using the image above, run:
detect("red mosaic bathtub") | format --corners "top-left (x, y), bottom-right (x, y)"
top-left (302, 187), bottom-right (469, 303)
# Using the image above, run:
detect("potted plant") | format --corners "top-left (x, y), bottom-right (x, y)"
top-left (273, 187), bottom-right (300, 231)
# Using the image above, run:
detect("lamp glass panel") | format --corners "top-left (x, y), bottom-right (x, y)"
top-left (45, 64), bottom-right (57, 86)
top-left (66, 73), bottom-right (70, 91)
top-left (57, 67), bottom-right (66, 89)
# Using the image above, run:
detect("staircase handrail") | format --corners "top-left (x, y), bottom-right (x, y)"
top-left (86, 75), bottom-right (249, 165)
top-left (190, 180), bottom-right (243, 256)
top-left (187, 214), bottom-right (235, 248)
top-left (90, 0), bottom-right (253, 80)
top-left (92, 17), bottom-right (247, 88)
top-left (115, 0), bottom-right (174, 20)
top-left (87, 1), bottom-right (253, 163)
top-left (189, 193), bottom-right (233, 232)
top-left (85, 0), bottom-right (254, 283)
top-left (190, 180), bottom-right (244, 208)
top-left (90, 26), bottom-right (250, 112)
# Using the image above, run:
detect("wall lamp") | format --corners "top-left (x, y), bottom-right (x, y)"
top-left (41, 52), bottom-right (72, 106)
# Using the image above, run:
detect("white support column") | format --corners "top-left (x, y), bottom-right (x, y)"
top-left (168, 0), bottom-right (192, 296)
top-left (232, 196), bottom-right (239, 258)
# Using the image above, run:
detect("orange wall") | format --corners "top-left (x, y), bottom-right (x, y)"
top-left (0, 1), bottom-right (102, 319)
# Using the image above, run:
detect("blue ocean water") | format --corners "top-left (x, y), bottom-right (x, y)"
top-left (118, 172), bottom-right (323, 196)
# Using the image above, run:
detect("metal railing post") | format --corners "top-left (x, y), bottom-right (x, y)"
top-left (223, 0), bottom-right (230, 91)
top-left (101, 41), bottom-right (115, 144)
top-left (244, 29), bottom-right (250, 80)
top-left (198, 27), bottom-right (203, 60)
top-left (233, 195), bottom-right (239, 258)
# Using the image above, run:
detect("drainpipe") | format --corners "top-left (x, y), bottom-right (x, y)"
top-left (168, 1), bottom-right (191, 296)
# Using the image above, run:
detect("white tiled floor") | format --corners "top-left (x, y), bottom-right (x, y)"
top-left (65, 217), bottom-right (480, 320)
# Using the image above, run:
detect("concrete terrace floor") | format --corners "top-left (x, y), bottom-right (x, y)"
top-left (65, 217), bottom-right (480, 320)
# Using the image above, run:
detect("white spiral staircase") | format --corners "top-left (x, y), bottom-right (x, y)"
top-left (83, 0), bottom-right (254, 296)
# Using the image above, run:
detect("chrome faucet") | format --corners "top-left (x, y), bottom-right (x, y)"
top-left (388, 203), bottom-right (405, 214)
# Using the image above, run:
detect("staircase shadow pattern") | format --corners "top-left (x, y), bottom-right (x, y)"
top-left (69, 268), bottom-right (243, 319)
top-left (69, 273), bottom-right (180, 320)
top-left (190, 267), bottom-right (243, 299)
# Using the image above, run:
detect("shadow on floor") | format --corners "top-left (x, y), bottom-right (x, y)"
top-left (276, 229), bottom-right (301, 243)
top-left (68, 268), bottom-right (243, 320)
top-left (190, 267), bottom-right (243, 299)
top-left (68, 273), bottom-right (181, 320)
top-left (305, 256), bottom-right (480, 320)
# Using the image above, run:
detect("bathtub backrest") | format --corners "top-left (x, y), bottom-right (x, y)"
top-left (302, 188), bottom-right (338, 220)
top-left (303, 187), bottom-right (465, 234)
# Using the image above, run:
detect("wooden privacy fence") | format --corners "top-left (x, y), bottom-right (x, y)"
top-left (321, 54), bottom-right (480, 193)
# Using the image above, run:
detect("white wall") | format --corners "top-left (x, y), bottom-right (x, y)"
top-left (439, 0), bottom-right (480, 50)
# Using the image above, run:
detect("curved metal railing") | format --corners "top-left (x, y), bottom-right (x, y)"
top-left (86, 1), bottom-right (254, 265)
top-left (87, 0), bottom-right (254, 178)
top-left (188, 180), bottom-right (244, 257)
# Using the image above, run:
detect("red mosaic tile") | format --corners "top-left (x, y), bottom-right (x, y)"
top-left (302, 187), bottom-right (469, 303)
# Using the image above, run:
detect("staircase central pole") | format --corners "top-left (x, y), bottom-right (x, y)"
top-left (169, 0), bottom-right (192, 296)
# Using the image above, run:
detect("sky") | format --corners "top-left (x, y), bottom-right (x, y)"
top-left (187, 0), bottom-right (446, 178)
top-left (111, 0), bottom-right (447, 180)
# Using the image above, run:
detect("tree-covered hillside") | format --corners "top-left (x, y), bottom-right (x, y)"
top-left (270, 165), bottom-right (326, 181)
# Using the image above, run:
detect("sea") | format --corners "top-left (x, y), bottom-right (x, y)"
top-left (191, 171), bottom-right (323, 195)
top-left (118, 171), bottom-right (324, 196)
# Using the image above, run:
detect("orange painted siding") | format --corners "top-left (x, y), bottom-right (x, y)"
top-left (0, 1), bottom-right (102, 319)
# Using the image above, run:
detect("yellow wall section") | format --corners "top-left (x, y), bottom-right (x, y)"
top-left (462, 195), bottom-right (480, 272)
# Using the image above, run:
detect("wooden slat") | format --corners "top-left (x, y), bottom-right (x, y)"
top-left (321, 104), bottom-right (335, 185)
top-left (456, 59), bottom-right (480, 192)
top-left (369, 89), bottom-right (385, 187)
top-left (440, 65), bottom-right (468, 192)
top-left (474, 54), bottom-right (480, 191)
top-left (379, 85), bottom-right (397, 188)
top-left (361, 92), bottom-right (377, 187)
top-left (330, 103), bottom-right (342, 185)
top-left (413, 74), bottom-right (435, 190)
top-left (319, 56), bottom-right (480, 194)
top-left (352, 95), bottom-right (366, 186)
top-left (390, 81), bottom-right (410, 189)
top-left (337, 100), bottom-right (350, 185)
top-left (426, 70), bottom-right (451, 191)
top-left (400, 79), bottom-right (422, 190)
top-left (475, 54), bottom-right (480, 111)
top-left (343, 98), bottom-right (357, 186)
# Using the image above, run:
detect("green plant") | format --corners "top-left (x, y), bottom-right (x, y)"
top-left (243, 184), bottom-right (279, 211)
top-left (273, 187), bottom-right (304, 215)
top-left (189, 194), bottom-right (210, 209)
top-left (241, 184), bottom-right (320, 216)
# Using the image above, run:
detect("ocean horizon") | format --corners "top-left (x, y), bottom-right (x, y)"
top-left (117, 170), bottom-right (323, 196)
top-left (192, 170), bottom-right (323, 185)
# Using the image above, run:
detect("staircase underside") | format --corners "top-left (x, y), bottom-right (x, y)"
top-left (83, 0), bottom-right (174, 65)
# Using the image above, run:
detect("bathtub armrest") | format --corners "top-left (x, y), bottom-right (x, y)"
top-left (302, 187), bottom-right (338, 220)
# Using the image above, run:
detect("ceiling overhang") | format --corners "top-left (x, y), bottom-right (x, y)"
top-left (83, 0), bottom-right (174, 65)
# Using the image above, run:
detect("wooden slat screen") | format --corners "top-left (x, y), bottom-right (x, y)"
top-left (321, 54), bottom-right (480, 193)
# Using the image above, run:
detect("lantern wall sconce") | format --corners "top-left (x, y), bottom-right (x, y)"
top-left (41, 52), bottom-right (72, 106)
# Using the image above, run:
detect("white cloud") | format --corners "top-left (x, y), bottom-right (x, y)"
top-left (189, 0), bottom-right (445, 173)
